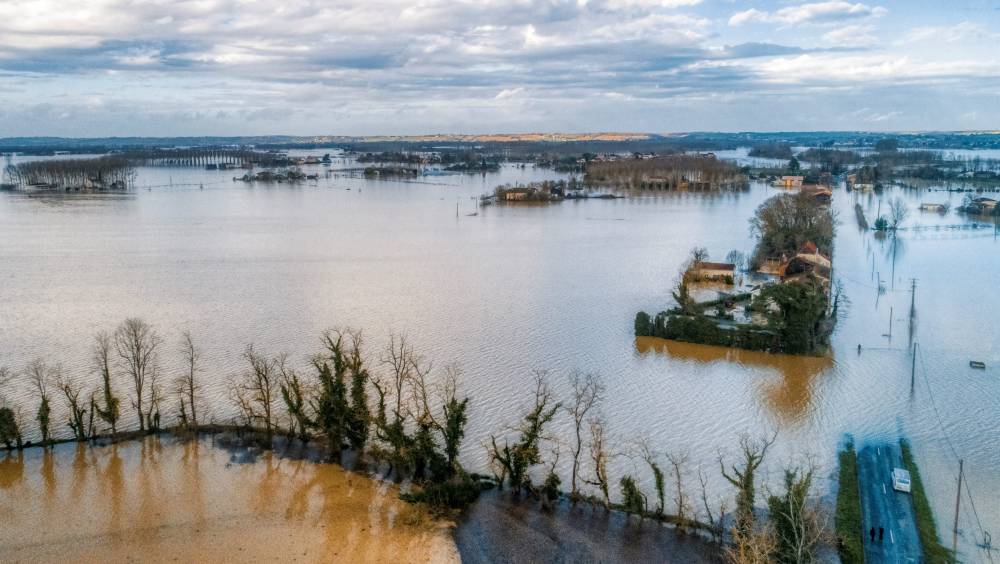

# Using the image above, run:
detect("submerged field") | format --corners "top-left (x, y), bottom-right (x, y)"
top-left (0, 436), bottom-right (457, 562)
top-left (1, 151), bottom-right (998, 560)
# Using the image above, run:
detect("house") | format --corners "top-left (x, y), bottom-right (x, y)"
top-left (802, 185), bottom-right (832, 203)
top-left (693, 262), bottom-right (736, 282)
top-left (967, 197), bottom-right (998, 215)
top-left (777, 176), bottom-right (803, 189)
top-left (919, 203), bottom-right (946, 212)
top-left (505, 189), bottom-right (531, 201)
top-left (778, 241), bottom-right (831, 286)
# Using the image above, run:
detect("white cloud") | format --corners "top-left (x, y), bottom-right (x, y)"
top-left (729, 2), bottom-right (886, 26)
top-left (495, 87), bottom-right (524, 99)
top-left (822, 24), bottom-right (876, 47)
top-left (900, 22), bottom-right (991, 44)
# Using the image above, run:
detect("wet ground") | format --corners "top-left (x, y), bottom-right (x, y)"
top-left (455, 490), bottom-right (721, 564)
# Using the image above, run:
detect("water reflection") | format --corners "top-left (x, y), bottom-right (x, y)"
top-left (0, 437), bottom-right (456, 562)
top-left (635, 336), bottom-right (832, 424)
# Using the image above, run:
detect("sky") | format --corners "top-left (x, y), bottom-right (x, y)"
top-left (0, 0), bottom-right (998, 136)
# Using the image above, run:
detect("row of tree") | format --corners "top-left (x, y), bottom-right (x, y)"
top-left (0, 318), bottom-right (829, 563)
top-left (4, 157), bottom-right (135, 190)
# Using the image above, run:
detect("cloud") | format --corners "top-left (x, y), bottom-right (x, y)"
top-left (822, 24), bottom-right (877, 47)
top-left (729, 2), bottom-right (886, 26)
top-left (0, 0), bottom-right (993, 134)
top-left (899, 21), bottom-right (992, 44)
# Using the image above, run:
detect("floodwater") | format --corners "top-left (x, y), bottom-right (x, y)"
top-left (2, 150), bottom-right (999, 561)
top-left (0, 436), bottom-right (457, 562)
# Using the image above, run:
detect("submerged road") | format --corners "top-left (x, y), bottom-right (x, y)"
top-left (857, 443), bottom-right (923, 563)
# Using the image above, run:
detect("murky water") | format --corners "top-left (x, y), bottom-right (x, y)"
top-left (2, 151), bottom-right (999, 561)
top-left (0, 436), bottom-right (456, 562)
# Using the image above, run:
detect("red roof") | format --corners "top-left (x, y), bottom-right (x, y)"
top-left (801, 241), bottom-right (818, 254)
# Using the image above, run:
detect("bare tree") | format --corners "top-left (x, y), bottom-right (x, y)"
top-left (176, 331), bottom-right (202, 428)
top-left (699, 465), bottom-right (729, 543)
top-left (25, 359), bottom-right (55, 444)
top-left (56, 372), bottom-right (89, 441)
top-left (238, 344), bottom-right (280, 442)
top-left (113, 318), bottom-right (161, 432)
top-left (585, 416), bottom-right (612, 509)
top-left (667, 451), bottom-right (692, 529)
top-left (565, 372), bottom-right (603, 499)
top-left (888, 197), bottom-right (909, 230)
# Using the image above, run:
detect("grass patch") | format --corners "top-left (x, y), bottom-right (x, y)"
top-left (835, 439), bottom-right (863, 564)
top-left (900, 439), bottom-right (954, 563)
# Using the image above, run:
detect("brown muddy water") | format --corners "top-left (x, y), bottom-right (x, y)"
top-left (2, 151), bottom-right (1000, 561)
top-left (0, 436), bottom-right (457, 562)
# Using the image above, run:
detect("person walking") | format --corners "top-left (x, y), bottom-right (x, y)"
top-left (870, 527), bottom-right (876, 542)
top-left (879, 527), bottom-right (885, 542)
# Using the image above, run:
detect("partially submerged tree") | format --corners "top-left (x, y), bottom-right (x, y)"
top-left (175, 331), bottom-right (202, 428)
top-left (565, 371), bottom-right (603, 498)
top-left (279, 355), bottom-right (310, 442)
top-left (92, 331), bottom-right (120, 435)
top-left (113, 318), bottom-right (161, 432)
top-left (721, 433), bottom-right (778, 540)
top-left (620, 474), bottom-right (647, 516)
top-left (585, 416), bottom-right (612, 509)
top-left (239, 344), bottom-right (280, 442)
top-left (488, 371), bottom-right (561, 492)
top-left (0, 406), bottom-right (21, 449)
top-left (667, 451), bottom-right (692, 529)
top-left (767, 465), bottom-right (826, 564)
top-left (26, 359), bottom-right (54, 444)
top-left (57, 373), bottom-right (89, 441)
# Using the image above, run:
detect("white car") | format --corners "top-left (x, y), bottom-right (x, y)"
top-left (892, 468), bottom-right (912, 493)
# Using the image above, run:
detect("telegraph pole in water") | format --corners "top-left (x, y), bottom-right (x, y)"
top-left (953, 459), bottom-right (964, 556)
top-left (911, 341), bottom-right (918, 392)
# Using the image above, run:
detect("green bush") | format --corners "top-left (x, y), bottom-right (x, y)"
top-left (400, 473), bottom-right (486, 514)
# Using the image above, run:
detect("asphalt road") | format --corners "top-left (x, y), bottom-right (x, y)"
top-left (857, 443), bottom-right (923, 563)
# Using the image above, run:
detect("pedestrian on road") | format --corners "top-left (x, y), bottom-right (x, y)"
top-left (879, 527), bottom-right (884, 542)
top-left (870, 527), bottom-right (876, 542)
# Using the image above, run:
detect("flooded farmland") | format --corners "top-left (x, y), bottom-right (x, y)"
top-left (2, 151), bottom-right (999, 561)
top-left (0, 436), bottom-right (456, 562)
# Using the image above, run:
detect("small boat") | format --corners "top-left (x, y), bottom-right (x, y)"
top-left (970, 361), bottom-right (986, 369)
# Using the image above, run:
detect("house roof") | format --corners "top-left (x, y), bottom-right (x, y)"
top-left (801, 241), bottom-right (818, 254)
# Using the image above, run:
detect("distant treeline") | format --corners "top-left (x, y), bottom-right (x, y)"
top-left (585, 154), bottom-right (748, 191)
top-left (4, 156), bottom-right (135, 191)
top-left (748, 143), bottom-right (793, 160)
top-left (120, 148), bottom-right (289, 168)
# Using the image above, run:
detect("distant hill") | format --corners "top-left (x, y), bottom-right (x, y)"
top-left (2, 131), bottom-right (999, 154)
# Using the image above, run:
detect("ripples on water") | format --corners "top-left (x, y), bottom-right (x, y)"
top-left (1, 153), bottom-right (998, 560)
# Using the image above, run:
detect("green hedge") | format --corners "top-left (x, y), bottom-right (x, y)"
top-left (835, 440), bottom-right (863, 564)
top-left (900, 439), bottom-right (954, 563)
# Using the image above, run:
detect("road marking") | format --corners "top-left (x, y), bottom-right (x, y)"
top-left (890, 530), bottom-right (895, 544)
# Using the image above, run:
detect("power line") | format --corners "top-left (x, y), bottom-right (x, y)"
top-left (916, 347), bottom-right (995, 563)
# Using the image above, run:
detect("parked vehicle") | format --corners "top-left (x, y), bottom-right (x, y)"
top-left (892, 468), bottom-right (912, 493)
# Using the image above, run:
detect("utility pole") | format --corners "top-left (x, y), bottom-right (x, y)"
top-left (953, 459), bottom-right (964, 556)
top-left (888, 306), bottom-right (893, 339)
top-left (909, 278), bottom-right (918, 320)
top-left (911, 341), bottom-right (918, 392)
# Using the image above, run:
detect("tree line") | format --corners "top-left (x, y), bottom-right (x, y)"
top-left (0, 317), bottom-right (832, 563)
